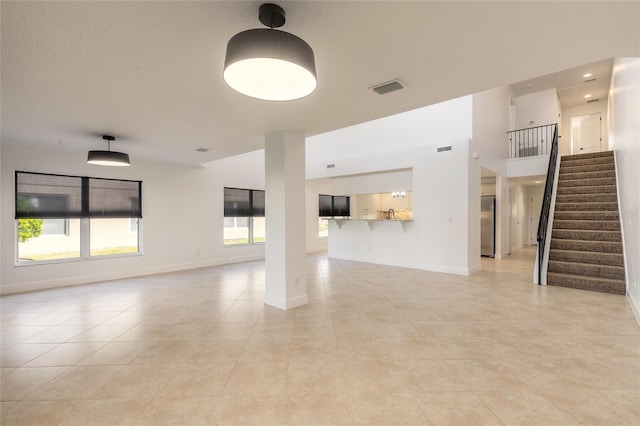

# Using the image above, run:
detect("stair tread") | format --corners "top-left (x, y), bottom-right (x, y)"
top-left (552, 238), bottom-right (621, 244)
top-left (552, 229), bottom-right (621, 234)
top-left (553, 220), bottom-right (621, 227)
top-left (548, 259), bottom-right (625, 270)
top-left (549, 249), bottom-right (624, 265)
top-left (547, 271), bottom-right (625, 284)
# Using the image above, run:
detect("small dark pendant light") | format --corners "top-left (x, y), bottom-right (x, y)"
top-left (87, 135), bottom-right (130, 166)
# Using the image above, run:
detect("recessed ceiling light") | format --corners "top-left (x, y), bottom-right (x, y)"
top-left (583, 73), bottom-right (592, 78)
top-left (534, 180), bottom-right (542, 184)
top-left (584, 94), bottom-right (592, 98)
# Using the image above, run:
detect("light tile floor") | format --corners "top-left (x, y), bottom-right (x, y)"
top-left (1, 247), bottom-right (638, 425)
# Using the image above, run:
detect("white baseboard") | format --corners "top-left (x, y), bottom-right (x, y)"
top-left (264, 293), bottom-right (309, 310)
top-left (0, 255), bottom-right (266, 295)
top-left (628, 294), bottom-right (640, 327)
top-left (328, 253), bottom-right (478, 276)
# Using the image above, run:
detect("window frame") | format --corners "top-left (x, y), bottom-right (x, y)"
top-left (223, 187), bottom-right (265, 247)
top-left (14, 171), bottom-right (143, 266)
top-left (15, 218), bottom-right (143, 266)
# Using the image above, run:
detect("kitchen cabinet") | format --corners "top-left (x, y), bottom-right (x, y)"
top-left (393, 194), bottom-right (409, 211)
top-left (355, 193), bottom-right (379, 219)
top-left (379, 192), bottom-right (412, 212)
top-left (353, 192), bottom-right (413, 219)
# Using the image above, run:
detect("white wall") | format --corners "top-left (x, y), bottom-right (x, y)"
top-left (516, 89), bottom-right (561, 129)
top-left (608, 57), bottom-right (640, 321)
top-left (508, 182), bottom-right (527, 249)
top-left (306, 94), bottom-right (479, 275)
top-left (0, 144), bottom-right (324, 294)
top-left (325, 140), bottom-right (479, 275)
top-left (524, 185), bottom-right (545, 246)
top-left (507, 156), bottom-right (550, 177)
top-left (306, 95), bottom-right (472, 171)
top-left (560, 100), bottom-right (609, 156)
top-left (331, 169), bottom-right (412, 195)
top-left (305, 179), bottom-right (331, 253)
top-left (472, 86), bottom-right (510, 258)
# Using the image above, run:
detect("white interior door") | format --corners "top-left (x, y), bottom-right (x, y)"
top-left (529, 192), bottom-right (543, 245)
top-left (571, 112), bottom-right (602, 154)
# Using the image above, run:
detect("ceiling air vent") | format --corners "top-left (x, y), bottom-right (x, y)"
top-left (584, 78), bottom-right (596, 83)
top-left (326, 164), bottom-right (335, 168)
top-left (370, 79), bottom-right (404, 95)
top-left (587, 98), bottom-right (600, 103)
top-left (437, 146), bottom-right (452, 153)
top-left (195, 147), bottom-right (210, 153)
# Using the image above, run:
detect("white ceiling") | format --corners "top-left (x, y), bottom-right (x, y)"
top-left (511, 58), bottom-right (613, 109)
top-left (1, 2), bottom-right (638, 166)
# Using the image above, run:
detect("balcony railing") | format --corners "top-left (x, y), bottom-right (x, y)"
top-left (507, 123), bottom-right (557, 159)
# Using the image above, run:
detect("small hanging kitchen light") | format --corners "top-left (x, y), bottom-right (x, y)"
top-left (223, 3), bottom-right (317, 101)
top-left (87, 135), bottom-right (130, 166)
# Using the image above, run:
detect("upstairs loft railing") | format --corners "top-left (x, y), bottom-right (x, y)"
top-left (536, 123), bottom-right (559, 285)
top-left (507, 123), bottom-right (557, 159)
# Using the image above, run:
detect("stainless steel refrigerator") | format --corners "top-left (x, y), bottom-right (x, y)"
top-left (481, 196), bottom-right (495, 258)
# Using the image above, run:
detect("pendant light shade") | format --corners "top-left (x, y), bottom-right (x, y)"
top-left (223, 4), bottom-right (317, 101)
top-left (87, 135), bottom-right (130, 167)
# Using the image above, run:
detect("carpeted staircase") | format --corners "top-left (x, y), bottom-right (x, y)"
top-left (547, 151), bottom-right (626, 295)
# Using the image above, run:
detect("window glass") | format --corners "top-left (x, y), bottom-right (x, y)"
top-left (318, 218), bottom-right (329, 238)
top-left (90, 218), bottom-right (139, 256)
top-left (17, 218), bottom-right (81, 262)
top-left (41, 218), bottom-right (68, 235)
top-left (252, 217), bottom-right (266, 243)
top-left (223, 217), bottom-right (249, 245)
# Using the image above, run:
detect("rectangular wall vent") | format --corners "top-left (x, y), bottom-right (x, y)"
top-left (437, 146), bottom-right (452, 152)
top-left (326, 164), bottom-right (335, 168)
top-left (370, 79), bottom-right (404, 95)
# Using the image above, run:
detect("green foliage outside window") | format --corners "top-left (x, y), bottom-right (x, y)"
top-left (18, 218), bottom-right (43, 242)
top-left (16, 196), bottom-right (43, 242)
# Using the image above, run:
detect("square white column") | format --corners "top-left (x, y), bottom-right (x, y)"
top-left (264, 131), bottom-right (308, 310)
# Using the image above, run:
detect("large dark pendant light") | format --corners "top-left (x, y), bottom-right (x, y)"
top-left (223, 3), bottom-right (317, 101)
top-left (87, 135), bottom-right (130, 167)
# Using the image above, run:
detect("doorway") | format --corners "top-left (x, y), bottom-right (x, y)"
top-left (529, 192), bottom-right (543, 245)
top-left (571, 112), bottom-right (602, 154)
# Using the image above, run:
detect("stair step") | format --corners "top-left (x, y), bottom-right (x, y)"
top-left (559, 163), bottom-right (615, 174)
top-left (555, 193), bottom-right (618, 203)
top-left (557, 177), bottom-right (617, 187)
top-left (553, 211), bottom-right (619, 221)
top-left (558, 170), bottom-right (615, 180)
top-left (559, 157), bottom-right (615, 168)
top-left (553, 220), bottom-right (621, 231)
top-left (548, 260), bottom-right (625, 280)
top-left (554, 202), bottom-right (618, 211)
top-left (561, 151), bottom-right (614, 161)
top-left (551, 229), bottom-right (622, 242)
top-left (549, 249), bottom-right (624, 267)
top-left (550, 239), bottom-right (623, 254)
top-left (548, 272), bottom-right (625, 294)
top-left (556, 185), bottom-right (617, 195)
top-left (547, 272), bottom-right (625, 295)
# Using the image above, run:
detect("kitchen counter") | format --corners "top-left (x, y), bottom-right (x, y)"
top-left (329, 217), bottom-right (413, 231)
